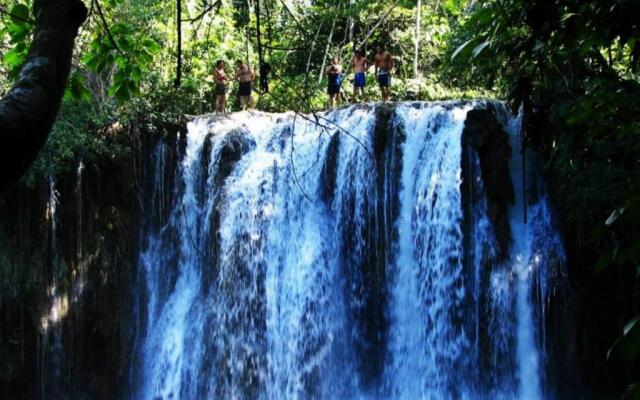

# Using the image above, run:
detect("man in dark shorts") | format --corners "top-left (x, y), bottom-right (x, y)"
top-left (325, 57), bottom-right (343, 108)
top-left (213, 60), bottom-right (228, 114)
top-left (235, 60), bottom-right (255, 110)
top-left (350, 49), bottom-right (371, 104)
top-left (374, 46), bottom-right (395, 103)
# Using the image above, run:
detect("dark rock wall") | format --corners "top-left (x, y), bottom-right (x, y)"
top-left (462, 106), bottom-right (515, 261)
top-left (0, 124), bottom-right (170, 399)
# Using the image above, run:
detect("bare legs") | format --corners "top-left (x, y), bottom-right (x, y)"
top-left (352, 86), bottom-right (366, 104)
top-left (239, 96), bottom-right (247, 111)
top-left (239, 94), bottom-right (254, 111)
top-left (329, 93), bottom-right (340, 108)
top-left (380, 86), bottom-right (390, 102)
top-left (216, 94), bottom-right (227, 114)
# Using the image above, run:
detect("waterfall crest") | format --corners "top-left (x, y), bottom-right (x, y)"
top-left (131, 102), bottom-right (568, 399)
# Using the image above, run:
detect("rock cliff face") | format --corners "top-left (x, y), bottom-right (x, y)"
top-left (0, 102), bottom-right (573, 399)
top-left (462, 106), bottom-right (515, 261)
top-left (0, 124), bottom-right (162, 399)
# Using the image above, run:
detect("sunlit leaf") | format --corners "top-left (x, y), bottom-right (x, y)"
top-left (608, 316), bottom-right (640, 364)
top-left (451, 39), bottom-right (473, 61)
top-left (621, 384), bottom-right (640, 400)
top-left (560, 12), bottom-right (579, 22)
top-left (9, 4), bottom-right (30, 23)
top-left (605, 207), bottom-right (625, 226)
top-left (472, 41), bottom-right (490, 58)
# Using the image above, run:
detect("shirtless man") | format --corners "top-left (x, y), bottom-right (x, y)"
top-left (374, 47), bottom-right (395, 102)
top-left (213, 60), bottom-right (228, 114)
top-left (325, 57), bottom-right (343, 108)
top-left (235, 60), bottom-right (255, 110)
top-left (350, 50), bottom-right (371, 104)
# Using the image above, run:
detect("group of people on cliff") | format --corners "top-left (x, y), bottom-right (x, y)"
top-left (211, 47), bottom-right (395, 114)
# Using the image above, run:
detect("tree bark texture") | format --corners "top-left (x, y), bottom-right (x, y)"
top-left (0, 0), bottom-right (87, 192)
top-left (174, 0), bottom-right (182, 88)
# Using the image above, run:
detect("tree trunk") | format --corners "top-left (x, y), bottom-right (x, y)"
top-left (255, 0), bottom-right (263, 66)
top-left (348, 0), bottom-right (355, 45)
top-left (413, 0), bottom-right (422, 78)
top-left (318, 17), bottom-right (336, 85)
top-left (174, 0), bottom-right (182, 88)
top-left (0, 0), bottom-right (87, 192)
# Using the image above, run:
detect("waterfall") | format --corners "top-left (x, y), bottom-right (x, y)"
top-left (384, 104), bottom-right (471, 398)
top-left (503, 111), bottom-right (566, 400)
top-left (40, 177), bottom-right (68, 399)
top-left (132, 102), bottom-right (568, 399)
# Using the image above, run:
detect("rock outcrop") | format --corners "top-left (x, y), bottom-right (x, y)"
top-left (462, 106), bottom-right (515, 260)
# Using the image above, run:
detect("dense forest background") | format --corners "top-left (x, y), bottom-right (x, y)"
top-left (0, 0), bottom-right (639, 398)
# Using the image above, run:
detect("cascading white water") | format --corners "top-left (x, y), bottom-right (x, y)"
top-left (384, 104), bottom-right (472, 399)
top-left (503, 111), bottom-right (566, 400)
top-left (133, 102), bottom-right (567, 400)
top-left (506, 113), bottom-right (543, 400)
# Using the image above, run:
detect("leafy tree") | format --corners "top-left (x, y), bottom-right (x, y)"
top-left (451, 0), bottom-right (640, 396)
top-left (0, 0), bottom-right (87, 191)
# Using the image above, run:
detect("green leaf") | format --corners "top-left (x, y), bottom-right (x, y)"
top-left (532, 40), bottom-right (544, 52)
top-left (142, 38), bottom-right (161, 54)
top-left (474, 6), bottom-right (493, 25)
top-left (84, 54), bottom-right (102, 72)
top-left (115, 84), bottom-right (131, 101)
top-left (605, 207), bottom-right (625, 226)
top-left (621, 384), bottom-right (640, 400)
top-left (66, 72), bottom-right (92, 101)
top-left (3, 48), bottom-right (25, 68)
top-left (560, 12), bottom-right (579, 22)
top-left (451, 39), bottom-right (474, 61)
top-left (624, 317), bottom-right (640, 336)
top-left (7, 21), bottom-right (30, 40)
top-left (608, 316), bottom-right (640, 364)
top-left (130, 66), bottom-right (143, 83)
top-left (472, 41), bottom-right (490, 58)
top-left (115, 55), bottom-right (128, 69)
top-left (9, 4), bottom-right (30, 23)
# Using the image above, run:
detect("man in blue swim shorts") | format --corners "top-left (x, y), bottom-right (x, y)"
top-left (375, 46), bottom-right (395, 103)
top-left (350, 49), bottom-right (371, 104)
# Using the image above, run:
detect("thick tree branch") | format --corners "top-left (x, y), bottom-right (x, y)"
top-left (0, 0), bottom-right (88, 192)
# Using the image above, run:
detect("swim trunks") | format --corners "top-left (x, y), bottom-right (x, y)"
top-left (377, 70), bottom-right (390, 87)
top-left (238, 81), bottom-right (252, 96)
top-left (328, 73), bottom-right (342, 94)
top-left (353, 72), bottom-right (366, 88)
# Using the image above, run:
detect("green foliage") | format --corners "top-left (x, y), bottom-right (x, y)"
top-left (449, 0), bottom-right (640, 246)
top-left (80, 4), bottom-right (163, 101)
top-left (0, 2), bottom-right (32, 81)
top-left (22, 99), bottom-right (122, 186)
top-left (0, 0), bottom-right (494, 198)
top-left (0, 0), bottom-right (480, 109)
top-left (449, 0), bottom-right (640, 395)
